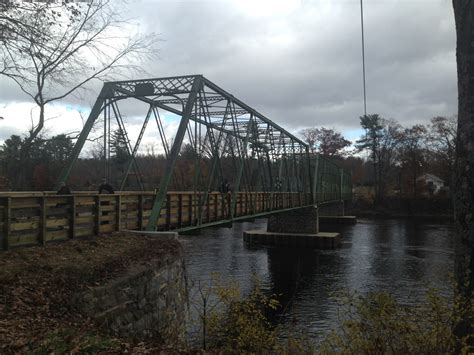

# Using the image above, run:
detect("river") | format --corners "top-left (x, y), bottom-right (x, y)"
top-left (179, 217), bottom-right (454, 343)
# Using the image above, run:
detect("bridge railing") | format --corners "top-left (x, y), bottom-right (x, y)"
top-left (0, 191), bottom-right (315, 250)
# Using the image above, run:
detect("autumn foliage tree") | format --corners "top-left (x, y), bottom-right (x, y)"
top-left (300, 127), bottom-right (351, 157)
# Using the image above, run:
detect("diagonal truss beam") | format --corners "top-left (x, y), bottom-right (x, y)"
top-left (57, 74), bottom-right (352, 231)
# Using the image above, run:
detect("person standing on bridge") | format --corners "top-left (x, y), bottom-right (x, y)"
top-left (275, 179), bottom-right (282, 192)
top-left (220, 179), bottom-right (230, 194)
top-left (98, 179), bottom-right (115, 194)
top-left (56, 181), bottom-right (71, 195)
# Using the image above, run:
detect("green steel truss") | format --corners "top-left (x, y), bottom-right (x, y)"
top-left (58, 75), bottom-right (352, 231)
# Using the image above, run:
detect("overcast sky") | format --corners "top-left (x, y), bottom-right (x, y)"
top-left (0, 0), bottom-right (457, 147)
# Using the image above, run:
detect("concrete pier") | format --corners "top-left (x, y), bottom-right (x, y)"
top-left (319, 215), bottom-right (357, 225)
top-left (243, 206), bottom-right (341, 249)
top-left (243, 229), bottom-right (341, 248)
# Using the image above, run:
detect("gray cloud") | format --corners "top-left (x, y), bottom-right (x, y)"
top-left (0, 0), bottom-right (457, 139)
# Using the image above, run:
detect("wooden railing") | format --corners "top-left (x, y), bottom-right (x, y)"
top-left (0, 191), bottom-right (317, 250)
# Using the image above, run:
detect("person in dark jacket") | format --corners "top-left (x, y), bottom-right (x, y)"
top-left (220, 179), bottom-right (230, 193)
top-left (98, 179), bottom-right (115, 194)
top-left (56, 181), bottom-right (71, 195)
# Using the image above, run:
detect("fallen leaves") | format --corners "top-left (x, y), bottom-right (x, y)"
top-left (0, 232), bottom-right (181, 353)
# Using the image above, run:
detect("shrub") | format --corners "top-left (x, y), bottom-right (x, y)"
top-left (320, 288), bottom-right (473, 353)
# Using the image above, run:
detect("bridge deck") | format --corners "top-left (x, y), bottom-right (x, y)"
top-left (0, 191), bottom-right (350, 250)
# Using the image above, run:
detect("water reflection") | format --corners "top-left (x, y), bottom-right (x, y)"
top-left (180, 218), bottom-right (454, 341)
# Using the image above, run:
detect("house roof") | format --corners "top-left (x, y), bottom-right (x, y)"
top-left (416, 173), bottom-right (444, 183)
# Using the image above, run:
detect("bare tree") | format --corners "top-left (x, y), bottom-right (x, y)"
top-left (0, 0), bottom-right (156, 183)
top-left (398, 124), bottom-right (428, 199)
top-left (427, 116), bottom-right (457, 182)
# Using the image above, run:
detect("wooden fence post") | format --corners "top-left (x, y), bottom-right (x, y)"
top-left (188, 194), bottom-right (193, 226)
top-left (70, 196), bottom-right (76, 239)
top-left (3, 198), bottom-right (11, 251)
top-left (178, 194), bottom-right (183, 228)
top-left (138, 195), bottom-right (144, 230)
top-left (39, 196), bottom-right (46, 245)
top-left (95, 195), bottom-right (101, 235)
top-left (166, 194), bottom-right (171, 230)
top-left (115, 195), bottom-right (121, 232)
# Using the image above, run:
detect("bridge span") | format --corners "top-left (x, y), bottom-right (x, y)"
top-left (0, 188), bottom-right (350, 250)
top-left (0, 75), bottom-right (352, 249)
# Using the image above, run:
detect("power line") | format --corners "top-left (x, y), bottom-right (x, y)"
top-left (360, 0), bottom-right (367, 117)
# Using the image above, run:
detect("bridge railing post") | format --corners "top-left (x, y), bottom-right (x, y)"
top-left (115, 195), bottom-right (121, 232)
top-left (69, 195), bottom-right (76, 239)
top-left (39, 196), bottom-right (46, 246)
top-left (2, 198), bottom-right (11, 251)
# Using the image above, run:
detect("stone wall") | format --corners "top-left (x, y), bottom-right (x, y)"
top-left (75, 251), bottom-right (187, 343)
top-left (267, 206), bottom-right (319, 234)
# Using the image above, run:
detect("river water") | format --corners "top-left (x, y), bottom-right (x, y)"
top-left (179, 218), bottom-right (454, 343)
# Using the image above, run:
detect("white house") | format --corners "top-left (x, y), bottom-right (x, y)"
top-left (416, 173), bottom-right (445, 195)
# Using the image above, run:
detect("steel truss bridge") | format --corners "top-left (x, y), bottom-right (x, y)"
top-left (0, 75), bottom-right (351, 249)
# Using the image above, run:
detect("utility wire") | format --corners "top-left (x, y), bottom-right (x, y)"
top-left (360, 0), bottom-right (367, 117)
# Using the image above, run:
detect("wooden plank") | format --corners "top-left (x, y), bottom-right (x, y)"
top-left (75, 228), bottom-right (94, 237)
top-left (75, 196), bottom-right (96, 206)
top-left (75, 216), bottom-right (95, 224)
top-left (45, 217), bottom-right (68, 228)
top-left (3, 198), bottom-right (11, 250)
top-left (99, 214), bottom-right (116, 222)
top-left (121, 196), bottom-right (139, 203)
top-left (124, 221), bottom-right (138, 230)
top-left (99, 196), bottom-right (115, 203)
top-left (44, 197), bottom-right (69, 206)
top-left (100, 224), bottom-right (115, 233)
top-left (11, 197), bottom-right (40, 209)
top-left (10, 220), bottom-right (40, 231)
top-left (100, 204), bottom-right (116, 212)
top-left (123, 208), bottom-right (139, 215)
top-left (45, 229), bottom-right (69, 241)
top-left (8, 233), bottom-right (38, 247)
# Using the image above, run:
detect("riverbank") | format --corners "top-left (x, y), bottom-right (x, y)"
top-left (0, 233), bottom-right (185, 353)
top-left (347, 196), bottom-right (454, 222)
top-left (352, 210), bottom-right (454, 222)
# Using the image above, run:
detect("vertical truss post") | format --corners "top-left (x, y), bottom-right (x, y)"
top-left (146, 77), bottom-right (202, 231)
top-left (103, 99), bottom-right (108, 180)
top-left (305, 147), bottom-right (313, 204)
top-left (119, 105), bottom-right (153, 191)
top-left (230, 114), bottom-right (253, 219)
top-left (56, 84), bottom-right (112, 187)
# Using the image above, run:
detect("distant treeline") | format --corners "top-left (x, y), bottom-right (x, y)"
top-left (0, 115), bottom-right (455, 201)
